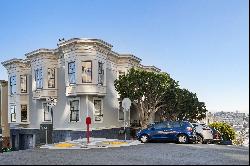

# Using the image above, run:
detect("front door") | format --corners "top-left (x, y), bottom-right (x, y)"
top-left (40, 124), bottom-right (53, 144)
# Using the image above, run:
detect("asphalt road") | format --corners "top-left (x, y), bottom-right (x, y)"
top-left (0, 143), bottom-right (249, 165)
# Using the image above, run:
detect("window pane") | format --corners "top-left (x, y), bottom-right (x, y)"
top-left (10, 105), bottom-right (15, 114)
top-left (69, 73), bottom-right (76, 84)
top-left (48, 68), bottom-right (55, 79)
top-left (72, 100), bottom-right (79, 110)
top-left (98, 62), bottom-right (104, 85)
top-left (10, 105), bottom-right (16, 122)
top-left (20, 75), bottom-right (27, 93)
top-left (48, 79), bottom-right (55, 88)
top-left (68, 62), bottom-right (75, 74)
top-left (10, 75), bottom-right (17, 94)
top-left (82, 61), bottom-right (92, 83)
top-left (21, 105), bottom-right (27, 122)
top-left (94, 99), bottom-right (103, 122)
top-left (68, 62), bottom-right (76, 84)
top-left (39, 68), bottom-right (43, 88)
top-left (94, 100), bottom-right (101, 115)
top-left (43, 103), bottom-right (51, 121)
top-left (35, 68), bottom-right (43, 89)
top-left (70, 100), bottom-right (79, 122)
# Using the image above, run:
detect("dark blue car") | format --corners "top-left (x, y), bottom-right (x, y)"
top-left (136, 121), bottom-right (196, 144)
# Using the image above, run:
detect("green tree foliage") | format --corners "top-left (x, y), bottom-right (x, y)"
top-left (159, 88), bottom-right (207, 122)
top-left (233, 129), bottom-right (246, 146)
top-left (209, 122), bottom-right (236, 141)
top-left (114, 68), bottom-right (178, 128)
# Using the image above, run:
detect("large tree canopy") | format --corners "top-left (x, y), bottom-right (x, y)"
top-left (114, 68), bottom-right (207, 129)
top-left (159, 88), bottom-right (207, 122)
top-left (114, 68), bottom-right (178, 128)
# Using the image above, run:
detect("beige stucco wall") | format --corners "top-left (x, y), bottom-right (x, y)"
top-left (0, 81), bottom-right (10, 137)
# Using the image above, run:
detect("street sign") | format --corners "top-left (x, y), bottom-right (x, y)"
top-left (122, 98), bottom-right (131, 111)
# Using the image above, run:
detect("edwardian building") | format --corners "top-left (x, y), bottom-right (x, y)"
top-left (0, 80), bottom-right (10, 149)
top-left (1, 38), bottom-right (160, 150)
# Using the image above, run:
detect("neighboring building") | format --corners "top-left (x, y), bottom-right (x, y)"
top-left (199, 112), bottom-right (222, 125)
top-left (0, 80), bottom-right (10, 149)
top-left (1, 38), bottom-right (161, 150)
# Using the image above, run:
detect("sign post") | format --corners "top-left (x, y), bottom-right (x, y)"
top-left (86, 116), bottom-right (91, 144)
top-left (122, 98), bottom-right (131, 141)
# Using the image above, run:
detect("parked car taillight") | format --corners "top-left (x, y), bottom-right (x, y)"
top-left (186, 127), bottom-right (193, 131)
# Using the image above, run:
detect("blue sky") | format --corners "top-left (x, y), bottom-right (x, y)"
top-left (0, 0), bottom-right (249, 113)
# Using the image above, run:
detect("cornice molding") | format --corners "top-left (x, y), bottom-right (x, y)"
top-left (57, 38), bottom-right (113, 51)
top-left (139, 64), bottom-right (161, 72)
top-left (1, 58), bottom-right (30, 69)
top-left (118, 54), bottom-right (142, 63)
top-left (25, 48), bottom-right (57, 59)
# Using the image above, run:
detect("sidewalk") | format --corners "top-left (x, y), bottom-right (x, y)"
top-left (40, 137), bottom-right (144, 149)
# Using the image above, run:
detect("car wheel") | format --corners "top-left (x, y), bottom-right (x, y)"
top-left (140, 134), bottom-right (149, 143)
top-left (177, 134), bottom-right (189, 144)
top-left (196, 135), bottom-right (203, 144)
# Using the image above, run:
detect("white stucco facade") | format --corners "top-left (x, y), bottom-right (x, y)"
top-left (1, 38), bottom-right (161, 133)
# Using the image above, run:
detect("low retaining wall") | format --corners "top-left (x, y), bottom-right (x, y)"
top-left (9, 127), bottom-right (132, 150)
top-left (53, 128), bottom-right (131, 143)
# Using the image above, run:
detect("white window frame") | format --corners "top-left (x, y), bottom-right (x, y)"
top-left (69, 97), bottom-right (80, 122)
top-left (68, 61), bottom-right (76, 85)
top-left (42, 102), bottom-right (52, 122)
top-left (10, 105), bottom-right (16, 122)
top-left (48, 68), bottom-right (55, 88)
top-left (82, 61), bottom-right (92, 83)
top-left (10, 75), bottom-right (17, 95)
top-left (21, 104), bottom-right (28, 122)
top-left (98, 61), bottom-right (104, 85)
top-left (35, 68), bottom-right (43, 89)
top-left (93, 97), bottom-right (103, 123)
top-left (20, 75), bottom-right (27, 93)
